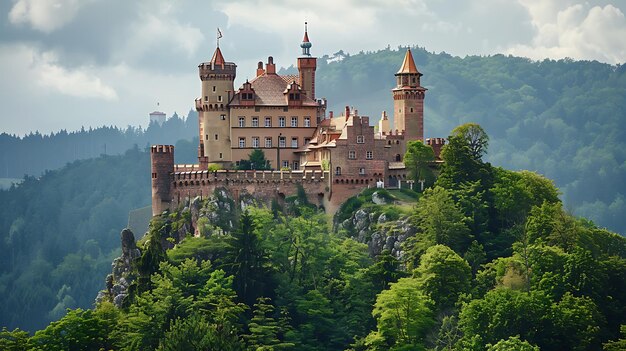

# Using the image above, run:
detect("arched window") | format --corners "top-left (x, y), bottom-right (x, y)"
top-left (395, 154), bottom-right (402, 162)
top-left (335, 166), bottom-right (342, 176)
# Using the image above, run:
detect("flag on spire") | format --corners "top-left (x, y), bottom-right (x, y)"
top-left (217, 27), bottom-right (223, 39)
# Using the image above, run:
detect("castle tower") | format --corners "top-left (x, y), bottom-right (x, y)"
top-left (392, 48), bottom-right (426, 141)
top-left (151, 145), bottom-right (174, 216)
top-left (196, 46), bottom-right (236, 168)
top-left (297, 22), bottom-right (317, 100)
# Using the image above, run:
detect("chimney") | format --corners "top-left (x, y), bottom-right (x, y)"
top-left (266, 56), bottom-right (276, 74)
top-left (345, 105), bottom-right (350, 120)
top-left (256, 61), bottom-right (265, 77)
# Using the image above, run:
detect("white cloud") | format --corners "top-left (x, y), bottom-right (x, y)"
top-left (8, 0), bottom-right (90, 33)
top-left (509, 2), bottom-right (626, 63)
top-left (36, 51), bottom-right (118, 100)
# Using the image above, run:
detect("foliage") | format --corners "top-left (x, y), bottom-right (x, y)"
top-left (486, 336), bottom-right (539, 351)
top-left (365, 277), bottom-right (434, 350)
top-left (238, 149), bottom-right (271, 170)
top-left (403, 140), bottom-right (435, 187)
top-left (414, 245), bottom-right (471, 311)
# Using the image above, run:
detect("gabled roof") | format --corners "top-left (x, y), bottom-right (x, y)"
top-left (210, 47), bottom-right (225, 66)
top-left (397, 49), bottom-right (420, 75)
top-left (229, 73), bottom-right (317, 106)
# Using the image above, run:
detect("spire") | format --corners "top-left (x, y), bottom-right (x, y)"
top-left (210, 47), bottom-right (225, 66)
top-left (300, 21), bottom-right (312, 56)
top-left (397, 48), bottom-right (420, 75)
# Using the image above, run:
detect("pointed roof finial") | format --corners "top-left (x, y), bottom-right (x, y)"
top-left (300, 21), bottom-right (312, 56)
top-left (397, 48), bottom-right (420, 75)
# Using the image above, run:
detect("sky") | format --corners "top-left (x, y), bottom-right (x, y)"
top-left (1, 0), bottom-right (625, 136)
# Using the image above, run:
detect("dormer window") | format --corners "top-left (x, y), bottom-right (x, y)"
top-left (242, 93), bottom-right (254, 100)
top-left (289, 93), bottom-right (301, 100)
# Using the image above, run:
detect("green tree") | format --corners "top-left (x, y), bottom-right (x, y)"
top-left (0, 328), bottom-right (29, 351)
top-left (450, 123), bottom-right (489, 161)
top-left (415, 245), bottom-right (472, 311)
top-left (244, 297), bottom-right (294, 350)
top-left (365, 277), bottom-right (434, 350)
top-left (403, 140), bottom-right (435, 188)
top-left (409, 186), bottom-right (471, 258)
top-left (486, 336), bottom-right (540, 351)
top-left (238, 149), bottom-right (270, 170)
top-left (28, 308), bottom-right (117, 351)
top-left (157, 312), bottom-right (244, 351)
top-left (226, 210), bottom-right (273, 306)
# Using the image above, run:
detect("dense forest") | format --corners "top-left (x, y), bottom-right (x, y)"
top-left (2, 123), bottom-right (624, 350)
top-left (0, 110), bottom-right (198, 178)
top-left (0, 147), bottom-right (151, 331)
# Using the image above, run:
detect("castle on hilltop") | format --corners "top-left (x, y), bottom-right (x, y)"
top-left (151, 25), bottom-right (445, 216)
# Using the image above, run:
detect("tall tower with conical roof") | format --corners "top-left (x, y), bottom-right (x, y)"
top-left (196, 46), bottom-right (236, 168)
top-left (392, 48), bottom-right (426, 141)
top-left (298, 22), bottom-right (317, 100)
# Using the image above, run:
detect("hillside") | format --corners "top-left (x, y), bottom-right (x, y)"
top-left (0, 146), bottom-right (151, 331)
top-left (3, 125), bottom-right (624, 351)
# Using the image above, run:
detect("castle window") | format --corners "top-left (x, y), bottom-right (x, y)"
top-left (204, 96), bottom-right (208, 101)
top-left (252, 137), bottom-right (260, 148)
top-left (282, 160), bottom-right (289, 168)
top-left (265, 137), bottom-right (272, 148)
top-left (292, 161), bottom-right (299, 170)
top-left (212, 86), bottom-right (216, 92)
top-left (304, 117), bottom-right (311, 127)
top-left (279, 117), bottom-right (286, 127)
top-left (359, 167), bottom-right (366, 175)
top-left (265, 117), bottom-right (271, 127)
top-left (291, 137), bottom-right (298, 148)
top-left (252, 117), bottom-right (259, 127)
top-left (152, 172), bottom-right (157, 178)
top-left (348, 150), bottom-right (356, 159)
top-left (214, 134), bottom-right (218, 140)
top-left (239, 137), bottom-right (246, 148)
top-left (291, 117), bottom-right (298, 127)
top-left (218, 95), bottom-right (223, 102)
top-left (335, 167), bottom-right (341, 175)
top-left (205, 134), bottom-right (208, 140)
top-left (304, 138), bottom-right (311, 144)
top-left (219, 152), bottom-right (223, 159)
top-left (279, 136), bottom-right (286, 148)
top-left (410, 108), bottom-right (414, 113)
top-left (238, 117), bottom-right (245, 127)
top-left (366, 151), bottom-right (373, 159)
top-left (356, 135), bottom-right (364, 143)
top-left (220, 114), bottom-right (226, 120)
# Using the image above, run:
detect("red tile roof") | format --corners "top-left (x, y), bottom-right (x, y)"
top-left (397, 49), bottom-right (420, 74)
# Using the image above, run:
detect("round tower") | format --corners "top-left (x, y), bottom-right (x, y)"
top-left (196, 46), bottom-right (236, 168)
top-left (151, 145), bottom-right (174, 216)
top-left (297, 22), bottom-right (317, 100)
top-left (392, 48), bottom-right (426, 141)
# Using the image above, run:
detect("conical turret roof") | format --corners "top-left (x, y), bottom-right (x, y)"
top-left (397, 49), bottom-right (420, 74)
top-left (210, 47), bottom-right (225, 66)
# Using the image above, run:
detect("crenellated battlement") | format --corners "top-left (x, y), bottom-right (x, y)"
top-left (198, 62), bottom-right (236, 81)
top-left (426, 137), bottom-right (446, 145)
top-left (151, 145), bottom-right (174, 154)
top-left (426, 137), bottom-right (447, 160)
top-left (172, 168), bottom-right (327, 187)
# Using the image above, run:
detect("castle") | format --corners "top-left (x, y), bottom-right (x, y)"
top-left (151, 25), bottom-right (445, 216)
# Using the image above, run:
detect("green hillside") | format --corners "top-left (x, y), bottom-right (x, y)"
top-left (0, 146), bottom-right (151, 331)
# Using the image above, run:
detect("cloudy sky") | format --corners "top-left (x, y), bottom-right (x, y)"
top-left (1, 0), bottom-right (625, 136)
